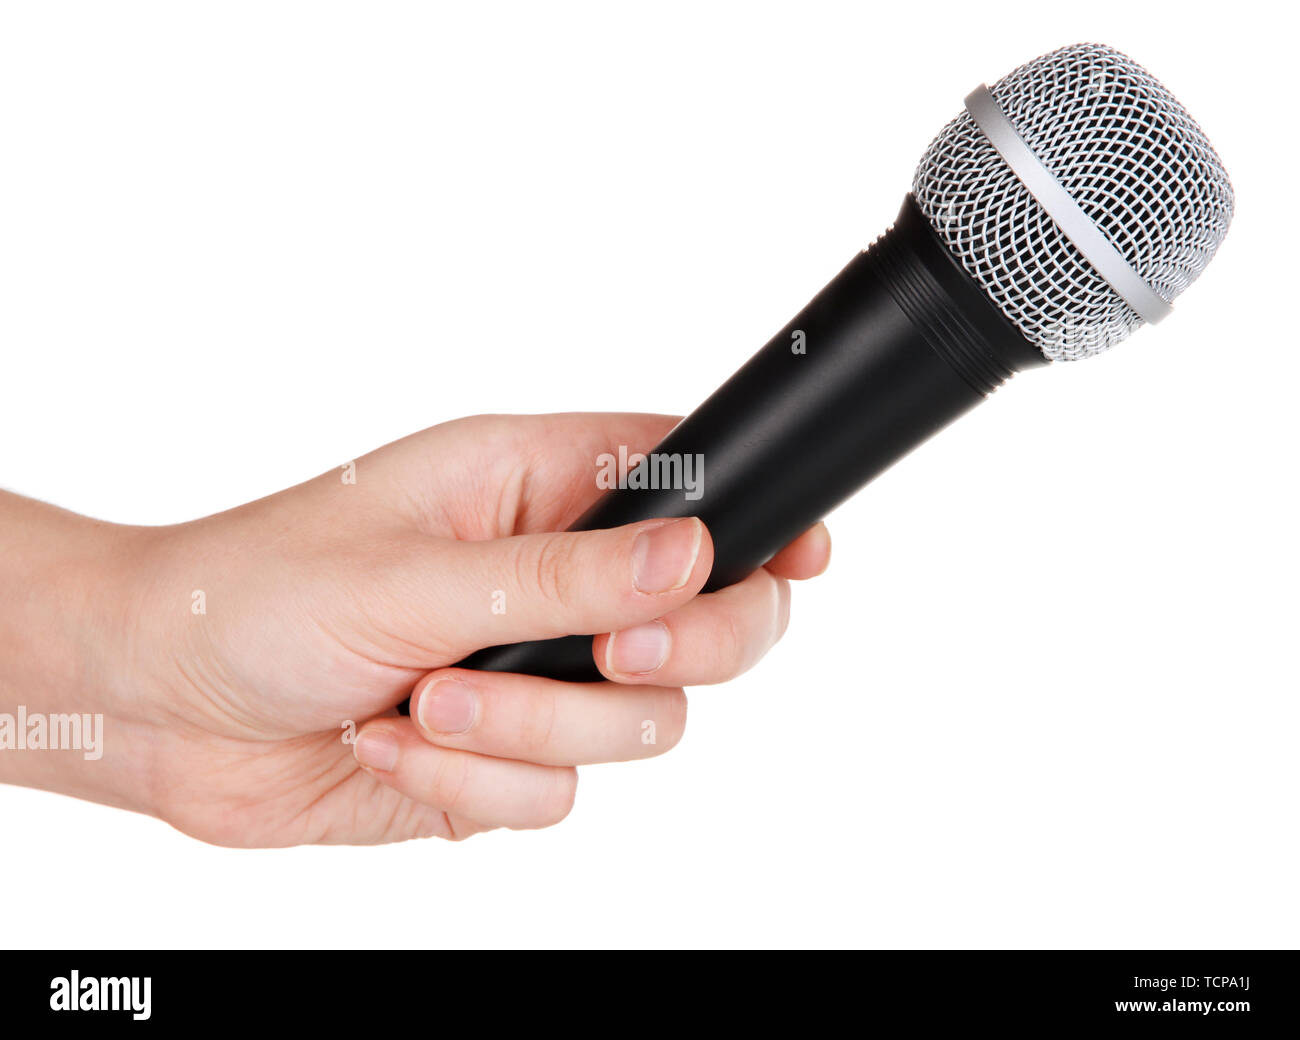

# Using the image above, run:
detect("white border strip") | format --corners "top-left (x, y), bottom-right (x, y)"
top-left (965, 84), bottom-right (1171, 325)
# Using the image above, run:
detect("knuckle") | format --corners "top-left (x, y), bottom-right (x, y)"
top-left (655, 689), bottom-right (689, 753)
top-left (772, 574), bottom-right (792, 641)
top-left (516, 689), bottom-right (560, 757)
top-left (534, 767), bottom-right (578, 828)
top-left (426, 750), bottom-right (472, 815)
top-left (438, 812), bottom-right (473, 842)
top-left (714, 607), bottom-right (750, 677)
top-left (520, 534), bottom-right (578, 607)
top-left (700, 581), bottom-right (781, 682)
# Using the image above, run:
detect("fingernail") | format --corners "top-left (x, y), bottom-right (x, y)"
top-left (632, 518), bottom-right (703, 594)
top-left (607, 620), bottom-right (671, 675)
top-left (417, 678), bottom-right (478, 734)
top-left (354, 729), bottom-right (399, 772)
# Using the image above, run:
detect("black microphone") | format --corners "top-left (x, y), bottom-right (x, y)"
top-left (407, 43), bottom-right (1234, 695)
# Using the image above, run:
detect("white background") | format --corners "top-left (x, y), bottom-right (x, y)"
top-left (1, 1), bottom-right (1295, 949)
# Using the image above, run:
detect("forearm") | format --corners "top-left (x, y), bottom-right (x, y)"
top-left (0, 491), bottom-right (152, 810)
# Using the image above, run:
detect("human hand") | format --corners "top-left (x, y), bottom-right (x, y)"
top-left (0, 414), bottom-right (830, 846)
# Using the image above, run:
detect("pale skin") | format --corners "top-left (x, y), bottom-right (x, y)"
top-left (0, 413), bottom-right (830, 847)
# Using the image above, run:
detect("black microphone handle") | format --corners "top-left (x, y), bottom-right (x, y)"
top-left (403, 194), bottom-right (1044, 703)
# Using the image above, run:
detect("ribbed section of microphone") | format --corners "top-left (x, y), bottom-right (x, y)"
top-left (867, 202), bottom-right (1022, 396)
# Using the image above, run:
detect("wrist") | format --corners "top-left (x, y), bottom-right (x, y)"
top-left (0, 492), bottom-right (161, 813)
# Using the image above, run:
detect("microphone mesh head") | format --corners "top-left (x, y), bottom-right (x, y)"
top-left (911, 43), bottom-right (1234, 361)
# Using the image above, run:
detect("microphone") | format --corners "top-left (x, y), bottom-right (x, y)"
top-left (410, 42), bottom-right (1235, 693)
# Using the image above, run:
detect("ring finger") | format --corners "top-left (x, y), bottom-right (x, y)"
top-left (407, 669), bottom-right (688, 766)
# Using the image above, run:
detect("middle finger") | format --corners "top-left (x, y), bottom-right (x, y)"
top-left (595, 567), bottom-right (791, 686)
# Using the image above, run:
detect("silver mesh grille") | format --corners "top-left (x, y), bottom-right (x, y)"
top-left (912, 43), bottom-right (1234, 361)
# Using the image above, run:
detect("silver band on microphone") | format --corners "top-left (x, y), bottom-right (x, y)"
top-left (964, 84), bottom-right (1172, 325)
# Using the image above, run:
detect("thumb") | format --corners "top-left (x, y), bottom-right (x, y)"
top-left (433, 516), bottom-right (712, 654)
